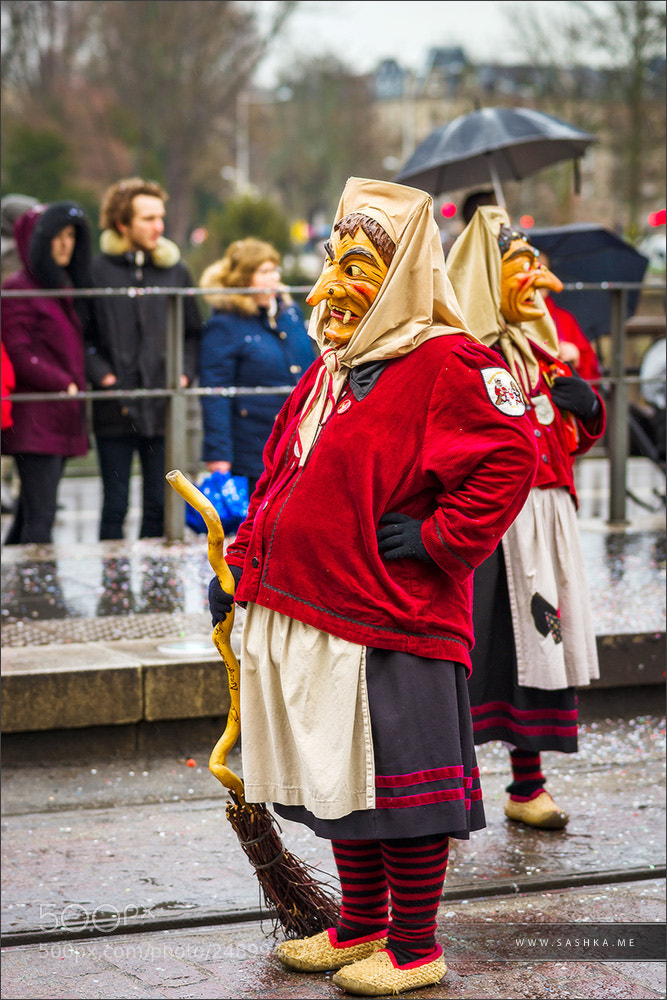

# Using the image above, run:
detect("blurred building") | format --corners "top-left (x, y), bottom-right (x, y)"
top-left (368, 48), bottom-right (666, 236)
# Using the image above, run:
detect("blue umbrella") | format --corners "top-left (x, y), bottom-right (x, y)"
top-left (529, 224), bottom-right (649, 341)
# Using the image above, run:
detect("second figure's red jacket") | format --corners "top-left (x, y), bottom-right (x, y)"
top-left (544, 296), bottom-right (601, 383)
top-left (226, 334), bottom-right (539, 669)
top-left (505, 342), bottom-right (606, 505)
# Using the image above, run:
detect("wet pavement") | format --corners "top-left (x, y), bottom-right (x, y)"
top-left (1, 455), bottom-right (664, 738)
top-left (1, 456), bottom-right (665, 644)
top-left (1, 882), bottom-right (665, 999)
top-left (1, 689), bottom-right (665, 998)
top-left (1, 454), bottom-right (665, 998)
top-left (2, 695), bottom-right (665, 935)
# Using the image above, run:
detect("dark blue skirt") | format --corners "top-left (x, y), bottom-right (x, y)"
top-left (275, 648), bottom-right (485, 841)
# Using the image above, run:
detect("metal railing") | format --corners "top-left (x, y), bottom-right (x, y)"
top-left (2, 281), bottom-right (665, 539)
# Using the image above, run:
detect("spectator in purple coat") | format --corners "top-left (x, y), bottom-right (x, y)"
top-left (1, 201), bottom-right (91, 544)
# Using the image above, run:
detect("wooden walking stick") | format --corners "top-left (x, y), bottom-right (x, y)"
top-left (165, 470), bottom-right (340, 938)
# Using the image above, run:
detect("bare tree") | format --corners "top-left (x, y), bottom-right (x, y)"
top-left (570, 0), bottom-right (666, 237)
top-left (503, 0), bottom-right (666, 236)
top-left (1, 0), bottom-right (90, 97)
top-left (1, 0), bottom-right (299, 245)
top-left (83, 0), bottom-right (298, 245)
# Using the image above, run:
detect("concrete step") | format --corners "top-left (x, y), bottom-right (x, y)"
top-left (1, 617), bottom-right (664, 735)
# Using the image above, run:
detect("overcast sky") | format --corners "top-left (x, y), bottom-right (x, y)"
top-left (254, 1), bottom-right (541, 86)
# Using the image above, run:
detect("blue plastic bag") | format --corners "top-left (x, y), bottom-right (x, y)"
top-left (185, 471), bottom-right (249, 535)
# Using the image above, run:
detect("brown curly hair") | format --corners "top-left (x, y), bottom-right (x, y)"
top-left (99, 177), bottom-right (168, 232)
top-left (198, 238), bottom-right (282, 313)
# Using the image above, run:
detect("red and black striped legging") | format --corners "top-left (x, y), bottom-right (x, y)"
top-left (331, 833), bottom-right (449, 966)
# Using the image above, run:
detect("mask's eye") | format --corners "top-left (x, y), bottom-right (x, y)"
top-left (345, 263), bottom-right (363, 277)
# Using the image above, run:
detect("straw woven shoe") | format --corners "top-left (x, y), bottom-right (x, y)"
top-left (275, 927), bottom-right (388, 972)
top-left (332, 946), bottom-right (447, 996)
top-left (504, 790), bottom-right (569, 829)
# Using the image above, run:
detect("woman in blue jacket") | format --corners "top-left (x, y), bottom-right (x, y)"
top-left (198, 238), bottom-right (316, 495)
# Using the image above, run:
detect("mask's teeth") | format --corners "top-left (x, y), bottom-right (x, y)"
top-left (343, 310), bottom-right (351, 324)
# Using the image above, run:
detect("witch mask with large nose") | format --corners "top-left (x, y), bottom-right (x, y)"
top-left (306, 212), bottom-right (395, 347)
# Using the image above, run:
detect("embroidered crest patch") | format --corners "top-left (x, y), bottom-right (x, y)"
top-left (480, 367), bottom-right (526, 416)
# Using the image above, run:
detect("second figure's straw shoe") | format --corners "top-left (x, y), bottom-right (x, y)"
top-left (504, 790), bottom-right (569, 829)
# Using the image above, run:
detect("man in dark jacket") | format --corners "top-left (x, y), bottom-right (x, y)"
top-left (86, 177), bottom-right (201, 539)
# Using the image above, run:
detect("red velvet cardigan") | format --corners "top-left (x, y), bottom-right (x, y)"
top-left (226, 334), bottom-right (539, 669)
top-left (513, 343), bottom-right (606, 504)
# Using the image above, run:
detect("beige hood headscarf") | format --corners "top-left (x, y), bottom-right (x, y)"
top-left (446, 205), bottom-right (559, 394)
top-left (295, 176), bottom-right (477, 463)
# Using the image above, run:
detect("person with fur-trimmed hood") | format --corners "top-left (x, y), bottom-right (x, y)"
top-left (2, 201), bottom-right (91, 544)
top-left (198, 238), bottom-right (316, 496)
top-left (86, 177), bottom-right (201, 540)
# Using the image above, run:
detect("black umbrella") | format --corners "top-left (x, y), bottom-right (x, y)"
top-left (394, 106), bottom-right (597, 205)
top-left (529, 224), bottom-right (650, 341)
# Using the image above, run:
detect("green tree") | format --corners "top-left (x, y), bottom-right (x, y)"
top-left (2, 125), bottom-right (74, 201)
top-left (1, 122), bottom-right (99, 221)
top-left (185, 193), bottom-right (291, 280)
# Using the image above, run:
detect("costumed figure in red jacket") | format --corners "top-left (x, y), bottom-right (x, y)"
top-left (208, 178), bottom-right (539, 995)
top-left (1, 202), bottom-right (91, 544)
top-left (545, 293), bottom-right (601, 381)
top-left (1, 340), bottom-right (15, 434)
top-left (539, 251), bottom-right (601, 383)
top-left (447, 206), bottom-right (606, 831)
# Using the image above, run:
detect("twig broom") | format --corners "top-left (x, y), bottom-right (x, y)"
top-left (166, 470), bottom-right (340, 938)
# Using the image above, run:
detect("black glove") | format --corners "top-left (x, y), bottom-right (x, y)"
top-left (550, 365), bottom-right (600, 422)
top-left (208, 564), bottom-right (244, 626)
top-left (377, 512), bottom-right (433, 562)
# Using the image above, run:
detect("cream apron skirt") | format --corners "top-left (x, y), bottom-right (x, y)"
top-left (468, 486), bottom-right (598, 753)
top-left (240, 604), bottom-right (485, 841)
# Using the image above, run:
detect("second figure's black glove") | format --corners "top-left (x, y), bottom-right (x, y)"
top-left (550, 365), bottom-right (600, 422)
top-left (377, 512), bottom-right (433, 562)
top-left (208, 564), bottom-right (244, 626)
